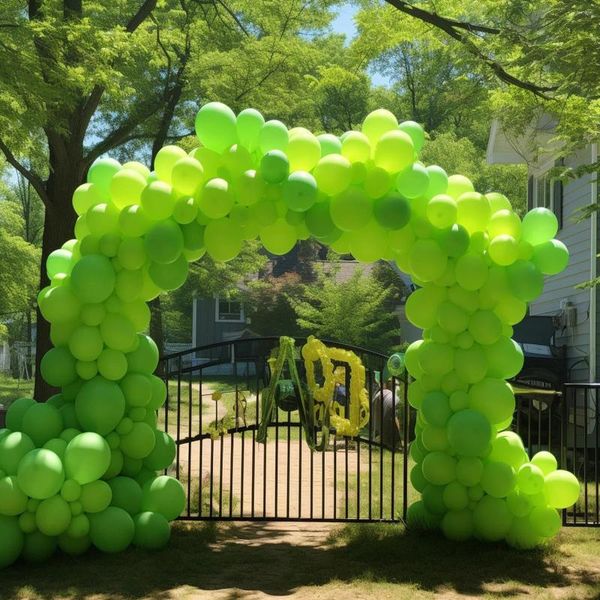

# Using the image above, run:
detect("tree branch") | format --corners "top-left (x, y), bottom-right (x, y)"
top-left (125, 0), bottom-right (158, 33)
top-left (383, 0), bottom-right (556, 98)
top-left (0, 138), bottom-right (48, 205)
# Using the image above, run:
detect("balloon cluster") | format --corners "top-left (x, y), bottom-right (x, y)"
top-left (0, 100), bottom-right (578, 566)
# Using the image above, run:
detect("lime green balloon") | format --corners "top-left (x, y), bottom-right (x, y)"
top-left (313, 155), bottom-right (352, 196)
top-left (419, 341), bottom-right (454, 376)
top-left (108, 476), bottom-right (143, 516)
top-left (373, 192), bottom-right (411, 230)
top-left (68, 325), bottom-right (103, 362)
top-left (481, 461), bottom-right (516, 498)
top-left (456, 192), bottom-right (491, 234)
top-left (147, 375), bottom-right (167, 411)
top-left (468, 310), bottom-right (502, 346)
top-left (316, 133), bottom-right (341, 156)
top-left (259, 219), bottom-right (297, 255)
top-left (73, 183), bottom-right (102, 215)
top-left (361, 109), bottom-right (398, 145)
top-left (144, 219), bottom-right (184, 265)
top-left (6, 397), bottom-right (36, 431)
top-left (153, 145), bottom-right (187, 184)
top-left (21, 403), bottom-right (63, 447)
top-left (438, 224), bottom-right (469, 258)
top-left (21, 530), bottom-right (57, 563)
top-left (488, 209), bottom-right (521, 239)
top-left (259, 119), bottom-right (288, 153)
top-left (469, 378), bottom-right (515, 425)
top-left (437, 301), bottom-right (468, 335)
top-left (35, 494), bottom-right (71, 536)
top-left (484, 336), bottom-right (524, 380)
top-left (396, 163), bottom-right (429, 199)
top-left (58, 532), bottom-right (92, 555)
top-left (328, 186), bottom-right (371, 232)
top-left (455, 253), bottom-right (488, 291)
top-left (449, 389), bottom-right (470, 411)
top-left (110, 168), bottom-right (147, 209)
top-left (544, 470), bottom-right (580, 508)
top-left (405, 286), bottom-right (446, 329)
top-left (531, 451), bottom-right (557, 476)
top-left (421, 391), bottom-right (451, 427)
top-left (421, 425), bottom-right (449, 451)
top-left (149, 253), bottom-right (188, 291)
top-left (409, 239), bottom-right (447, 282)
top-left (172, 196), bottom-right (198, 225)
top-left (171, 157), bottom-right (204, 196)
top-left (87, 158), bottom-right (121, 201)
top-left (521, 207), bottom-right (558, 246)
top-left (198, 177), bottom-right (234, 219)
top-left (424, 165), bottom-right (448, 198)
top-left (446, 174), bottom-right (474, 199)
top-left (115, 268), bottom-right (143, 302)
top-left (40, 346), bottom-right (78, 387)
top-left (532, 239), bottom-right (569, 275)
top-left (141, 475), bottom-right (185, 521)
top-left (120, 373), bottom-right (151, 408)
top-left (66, 513), bottom-right (90, 538)
top-left (17, 449), bottom-right (65, 500)
top-left (507, 260), bottom-right (543, 302)
top-left (516, 463), bottom-right (545, 495)
top-left (341, 131), bottom-right (371, 163)
top-left (0, 433), bottom-right (35, 476)
top-left (75, 376), bottom-right (126, 435)
top-left (443, 481), bottom-right (469, 511)
top-left (421, 451), bottom-right (456, 486)
top-left (348, 222), bottom-right (388, 262)
top-left (64, 433), bottom-right (111, 485)
top-left (133, 511), bottom-right (171, 550)
top-left (80, 480), bottom-right (112, 513)
top-left (426, 195), bottom-right (456, 229)
top-left (473, 496), bottom-right (512, 541)
top-left (0, 475), bottom-right (28, 516)
top-left (410, 463), bottom-right (428, 492)
top-left (204, 218), bottom-right (243, 262)
top-left (447, 409), bottom-right (492, 457)
top-left (141, 181), bottom-right (175, 221)
top-left (486, 192), bottom-right (511, 213)
top-left (422, 484), bottom-right (446, 514)
top-left (282, 171), bottom-right (317, 212)
top-left (287, 132), bottom-right (320, 172)
top-left (456, 457), bottom-right (484, 487)
top-left (488, 234), bottom-right (519, 266)
top-left (0, 515), bottom-right (23, 568)
top-left (259, 150), bottom-right (289, 184)
top-left (127, 335), bottom-right (159, 374)
top-left (373, 130), bottom-right (414, 173)
top-left (61, 479), bottom-right (82, 502)
top-left (441, 509), bottom-right (473, 541)
top-left (195, 102), bottom-right (237, 153)
top-left (71, 254), bottom-right (116, 303)
top-left (120, 422), bottom-right (156, 460)
top-left (89, 506), bottom-right (135, 553)
top-left (404, 340), bottom-right (424, 378)
top-left (100, 313), bottom-right (137, 352)
top-left (119, 204), bottom-right (151, 236)
top-left (488, 432), bottom-right (527, 470)
top-left (530, 506), bottom-right (561, 538)
top-left (46, 249), bottom-right (73, 279)
top-left (236, 108), bottom-right (265, 152)
top-left (144, 430), bottom-right (176, 471)
top-left (398, 120), bottom-right (425, 152)
top-left (86, 203), bottom-right (119, 236)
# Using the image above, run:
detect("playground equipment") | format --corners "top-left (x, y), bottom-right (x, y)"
top-left (0, 101), bottom-right (579, 569)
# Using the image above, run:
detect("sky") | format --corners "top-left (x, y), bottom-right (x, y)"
top-left (330, 3), bottom-right (390, 87)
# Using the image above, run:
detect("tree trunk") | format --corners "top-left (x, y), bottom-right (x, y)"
top-left (34, 147), bottom-right (82, 400)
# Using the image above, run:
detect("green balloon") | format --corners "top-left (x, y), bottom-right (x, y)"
top-left (484, 337), bottom-right (524, 380)
top-left (473, 496), bottom-right (512, 541)
top-left (35, 494), bottom-right (72, 536)
top-left (119, 204), bottom-right (151, 237)
top-left (71, 254), bottom-right (116, 303)
top-left (316, 133), bottom-right (341, 156)
top-left (507, 260), bottom-right (543, 302)
top-left (521, 207), bottom-right (558, 246)
top-left (39, 285), bottom-right (82, 324)
top-left (21, 403), bottom-right (63, 447)
top-left (406, 500), bottom-right (441, 531)
top-left (6, 397), bottom-right (36, 431)
top-left (481, 461), bottom-right (516, 498)
top-left (361, 109), bottom-right (398, 145)
top-left (0, 475), bottom-right (28, 516)
top-left (133, 511), bottom-right (171, 550)
top-left (530, 506), bottom-right (561, 538)
top-left (148, 375), bottom-right (167, 411)
top-left (17, 449), bottom-right (65, 500)
top-left (447, 409), bottom-right (492, 457)
top-left (422, 484), bottom-right (446, 515)
top-left (22, 530), bottom-right (57, 563)
top-left (140, 181), bottom-right (175, 221)
top-left (441, 508), bottom-right (473, 541)
top-left (100, 313), bottom-right (137, 352)
top-left (373, 130), bottom-right (414, 173)
top-left (409, 240), bottom-right (447, 282)
top-left (58, 532), bottom-right (92, 555)
top-left (442, 481), bottom-right (469, 511)
top-left (531, 451), bottom-right (558, 476)
top-left (0, 515), bottom-right (24, 568)
top-left (46, 248), bottom-right (73, 278)
top-left (455, 253), bottom-right (488, 291)
top-left (144, 431), bottom-right (176, 471)
top-left (109, 476), bottom-right (143, 515)
top-left (421, 452), bottom-right (456, 486)
top-left (120, 422), bottom-right (156, 460)
top-left (97, 348), bottom-right (128, 381)
top-left (260, 150), bottom-right (289, 184)
top-left (120, 373), bottom-right (152, 408)
top-left (40, 346), bottom-right (78, 388)
top-left (236, 108), bottom-right (265, 152)
top-left (398, 120), bottom-right (425, 152)
top-left (532, 239), bottom-right (569, 275)
top-left (87, 157), bottom-right (121, 201)
top-left (456, 457), bottom-right (484, 487)
top-left (469, 378), bottom-right (515, 425)
top-left (313, 155), bottom-right (352, 196)
top-left (421, 391), bottom-right (451, 427)
top-left (544, 470), bottom-right (580, 509)
top-left (204, 218), bottom-right (243, 262)
top-left (488, 432), bottom-right (527, 470)
top-left (259, 219), bottom-right (297, 255)
top-left (145, 219), bottom-right (184, 265)
top-left (421, 425), bottom-right (449, 452)
top-left (373, 192), bottom-right (410, 230)
top-left (198, 178), bottom-right (234, 219)
top-left (141, 476), bottom-right (186, 521)
top-left (89, 506), bottom-right (135, 553)
top-left (259, 119), bottom-right (288, 153)
top-left (64, 432), bottom-right (111, 484)
top-left (110, 167), bottom-right (147, 209)
top-left (396, 163), bottom-right (429, 199)
top-left (410, 463), bottom-right (428, 492)
top-left (195, 102), bottom-right (237, 153)
top-left (516, 463), bottom-right (545, 495)
top-left (75, 376), bottom-right (126, 435)
top-left (73, 183), bottom-right (102, 215)
top-left (68, 325), bottom-right (104, 362)
top-left (80, 480), bottom-right (112, 513)
top-left (127, 335), bottom-right (159, 374)
top-left (418, 340), bottom-right (454, 376)
top-left (283, 171), bottom-right (317, 212)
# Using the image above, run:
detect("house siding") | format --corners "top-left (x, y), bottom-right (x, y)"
top-left (194, 297), bottom-right (247, 347)
top-left (528, 146), bottom-right (594, 382)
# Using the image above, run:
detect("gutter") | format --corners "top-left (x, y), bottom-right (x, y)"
top-left (591, 142), bottom-right (598, 382)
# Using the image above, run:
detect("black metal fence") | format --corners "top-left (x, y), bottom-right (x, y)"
top-left (160, 338), bottom-right (599, 527)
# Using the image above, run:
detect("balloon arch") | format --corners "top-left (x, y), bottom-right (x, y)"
top-left (0, 103), bottom-right (580, 567)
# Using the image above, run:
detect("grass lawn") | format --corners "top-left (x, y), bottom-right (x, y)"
top-left (1, 522), bottom-right (599, 600)
top-left (0, 374), bottom-right (34, 409)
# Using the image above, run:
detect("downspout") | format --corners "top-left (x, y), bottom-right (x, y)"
top-left (590, 143), bottom-right (598, 382)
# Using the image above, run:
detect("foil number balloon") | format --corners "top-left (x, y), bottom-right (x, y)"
top-left (0, 101), bottom-right (577, 568)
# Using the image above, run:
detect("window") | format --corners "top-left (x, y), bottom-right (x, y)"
top-left (215, 297), bottom-right (244, 322)
top-left (529, 166), bottom-right (563, 229)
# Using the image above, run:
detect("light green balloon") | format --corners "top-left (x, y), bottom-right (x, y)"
top-left (65, 432), bottom-right (111, 485)
top-left (145, 219), bottom-right (184, 265)
top-left (204, 218), bottom-right (243, 262)
top-left (17, 449), bottom-right (65, 500)
top-left (110, 168), bottom-right (147, 209)
top-left (133, 511), bottom-right (171, 550)
top-left (195, 102), bottom-right (238, 153)
top-left (70, 254), bottom-right (116, 303)
top-left (532, 239), bottom-right (569, 275)
top-left (521, 207), bottom-right (558, 246)
top-left (80, 480), bottom-right (112, 513)
top-left (109, 476), bottom-right (143, 516)
top-left (87, 157), bottom-right (121, 201)
top-left (259, 119), bottom-right (288, 153)
top-left (544, 470), bottom-right (580, 509)
top-left (531, 451), bottom-right (558, 476)
top-left (236, 108), bottom-right (265, 152)
top-left (373, 130), bottom-right (414, 173)
top-left (473, 496), bottom-right (512, 541)
top-left (141, 476), bottom-right (186, 521)
top-left (481, 461), bottom-right (516, 498)
top-left (21, 403), bottom-right (63, 447)
top-left (0, 515), bottom-right (23, 568)
top-left (0, 475), bottom-right (28, 516)
top-left (5, 397), bottom-right (36, 432)
top-left (447, 409), bottom-right (492, 457)
top-left (75, 376), bottom-right (126, 436)
top-left (421, 452), bottom-right (456, 486)
top-left (148, 253), bottom-right (189, 291)
top-left (89, 506), bottom-right (135, 553)
top-left (198, 178), bottom-right (234, 219)
top-left (35, 494), bottom-right (72, 536)
top-left (313, 155), bottom-right (352, 196)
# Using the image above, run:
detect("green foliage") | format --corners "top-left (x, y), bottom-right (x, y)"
top-left (289, 265), bottom-right (402, 353)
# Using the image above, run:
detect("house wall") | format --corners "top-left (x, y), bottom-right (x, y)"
top-left (193, 297), bottom-right (246, 347)
top-left (528, 146), bottom-right (595, 382)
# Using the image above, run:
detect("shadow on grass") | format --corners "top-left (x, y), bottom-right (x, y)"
top-left (1, 521), bottom-right (598, 600)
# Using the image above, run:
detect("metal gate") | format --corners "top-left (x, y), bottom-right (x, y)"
top-left (160, 338), bottom-right (599, 526)
top-left (160, 337), bottom-right (411, 522)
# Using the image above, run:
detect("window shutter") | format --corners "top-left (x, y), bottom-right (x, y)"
top-left (553, 178), bottom-right (563, 229)
top-left (527, 175), bottom-right (534, 211)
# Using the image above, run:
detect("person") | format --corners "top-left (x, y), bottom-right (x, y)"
top-left (370, 378), bottom-right (401, 450)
